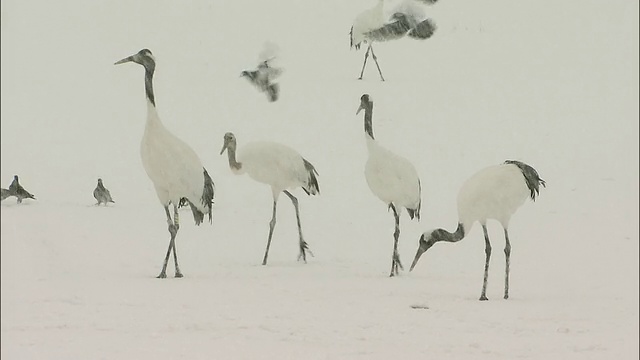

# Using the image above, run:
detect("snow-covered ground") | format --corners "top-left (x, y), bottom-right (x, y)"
top-left (2, 0), bottom-right (638, 358)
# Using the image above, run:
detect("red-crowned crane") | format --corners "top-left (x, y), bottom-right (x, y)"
top-left (220, 132), bottom-right (319, 265)
top-left (115, 49), bottom-right (214, 278)
top-left (410, 160), bottom-right (546, 300)
top-left (357, 94), bottom-right (422, 277)
top-left (350, 0), bottom-right (438, 80)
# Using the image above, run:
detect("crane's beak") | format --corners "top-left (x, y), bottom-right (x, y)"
top-left (356, 104), bottom-right (364, 115)
top-left (219, 142), bottom-right (228, 155)
top-left (409, 234), bottom-right (431, 271)
top-left (114, 55), bottom-right (134, 65)
top-left (409, 247), bottom-right (426, 271)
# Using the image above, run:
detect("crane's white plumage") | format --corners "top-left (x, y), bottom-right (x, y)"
top-left (115, 49), bottom-right (214, 278)
top-left (365, 137), bottom-right (422, 211)
top-left (410, 160), bottom-right (546, 300)
top-left (357, 94), bottom-right (422, 277)
top-left (350, 0), bottom-right (385, 50)
top-left (456, 164), bottom-right (530, 231)
top-left (230, 141), bottom-right (315, 196)
top-left (141, 103), bottom-right (209, 211)
top-left (220, 132), bottom-right (319, 265)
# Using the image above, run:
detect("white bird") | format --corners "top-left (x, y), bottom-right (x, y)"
top-left (356, 94), bottom-right (422, 277)
top-left (220, 132), bottom-right (319, 265)
top-left (350, 0), bottom-right (438, 81)
top-left (93, 178), bottom-right (115, 206)
top-left (115, 49), bottom-right (215, 279)
top-left (410, 160), bottom-right (546, 300)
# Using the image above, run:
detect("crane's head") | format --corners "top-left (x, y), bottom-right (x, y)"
top-left (114, 49), bottom-right (156, 73)
top-left (97, 178), bottom-right (103, 184)
top-left (356, 94), bottom-right (372, 115)
top-left (220, 132), bottom-right (237, 155)
top-left (409, 230), bottom-right (439, 271)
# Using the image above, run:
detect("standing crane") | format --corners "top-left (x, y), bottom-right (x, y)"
top-left (115, 49), bottom-right (215, 278)
top-left (350, 0), bottom-right (438, 80)
top-left (356, 94), bottom-right (422, 277)
top-left (220, 132), bottom-right (319, 265)
top-left (410, 160), bottom-right (546, 300)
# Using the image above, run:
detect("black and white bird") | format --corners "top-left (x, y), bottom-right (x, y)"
top-left (357, 94), bottom-right (422, 277)
top-left (241, 58), bottom-right (282, 102)
top-left (410, 160), bottom-right (546, 300)
top-left (350, 0), bottom-right (438, 80)
top-left (220, 132), bottom-right (319, 265)
top-left (7, 175), bottom-right (36, 204)
top-left (115, 49), bottom-right (215, 278)
top-left (93, 178), bottom-right (115, 206)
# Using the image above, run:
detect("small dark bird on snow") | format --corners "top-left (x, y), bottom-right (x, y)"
top-left (1, 188), bottom-right (11, 201)
top-left (8, 175), bottom-right (36, 204)
top-left (241, 58), bottom-right (282, 102)
top-left (93, 178), bottom-right (115, 205)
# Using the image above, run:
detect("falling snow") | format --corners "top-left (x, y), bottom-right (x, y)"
top-left (1, 0), bottom-right (638, 359)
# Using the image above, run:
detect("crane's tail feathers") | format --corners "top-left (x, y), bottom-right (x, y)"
top-left (408, 19), bottom-right (437, 40)
top-left (302, 158), bottom-right (320, 196)
top-left (201, 168), bottom-right (215, 223)
top-left (407, 207), bottom-right (420, 221)
top-left (405, 178), bottom-right (422, 220)
top-left (184, 168), bottom-right (215, 225)
top-left (350, 26), bottom-right (361, 50)
top-left (504, 160), bottom-right (546, 201)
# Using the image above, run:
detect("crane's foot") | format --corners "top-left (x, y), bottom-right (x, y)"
top-left (174, 265), bottom-right (184, 278)
top-left (297, 240), bottom-right (314, 263)
top-left (389, 252), bottom-right (404, 277)
top-left (157, 271), bottom-right (167, 279)
top-left (479, 294), bottom-right (489, 301)
top-left (503, 294), bottom-right (509, 300)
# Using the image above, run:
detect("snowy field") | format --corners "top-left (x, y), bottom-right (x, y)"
top-left (1, 0), bottom-right (638, 359)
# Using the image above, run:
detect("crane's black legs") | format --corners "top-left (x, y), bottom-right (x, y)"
top-left (358, 44), bottom-right (386, 81)
top-left (358, 45), bottom-right (371, 80)
top-left (369, 45), bottom-right (385, 81)
top-left (480, 224), bottom-right (492, 300)
top-left (263, 200), bottom-right (278, 265)
top-left (284, 190), bottom-right (313, 263)
top-left (389, 204), bottom-right (403, 277)
top-left (503, 228), bottom-right (511, 299)
top-left (158, 205), bottom-right (182, 278)
top-left (172, 205), bottom-right (183, 277)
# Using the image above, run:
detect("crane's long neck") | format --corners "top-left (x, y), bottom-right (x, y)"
top-left (225, 145), bottom-right (242, 172)
top-left (144, 67), bottom-right (155, 107)
top-left (363, 104), bottom-right (374, 140)
top-left (435, 223), bottom-right (466, 244)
